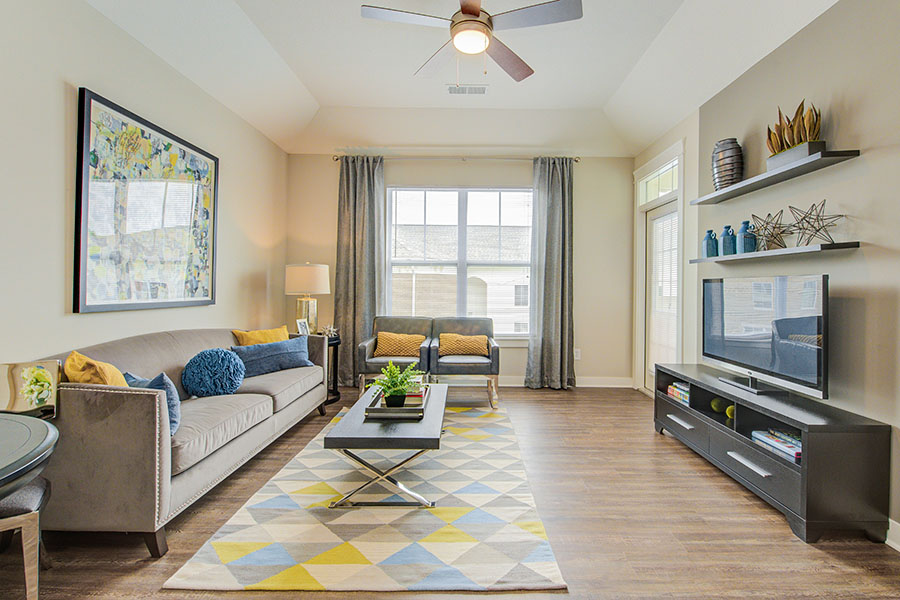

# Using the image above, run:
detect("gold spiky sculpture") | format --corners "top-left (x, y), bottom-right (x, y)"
top-left (766, 100), bottom-right (821, 157)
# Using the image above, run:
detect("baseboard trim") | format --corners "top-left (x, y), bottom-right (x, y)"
top-left (494, 376), bottom-right (634, 388)
top-left (886, 519), bottom-right (900, 552)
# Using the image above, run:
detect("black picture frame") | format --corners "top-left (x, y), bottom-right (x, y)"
top-left (75, 87), bottom-right (219, 313)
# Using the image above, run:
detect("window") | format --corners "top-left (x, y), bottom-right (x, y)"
top-left (638, 158), bottom-right (678, 206)
top-left (514, 284), bottom-right (528, 307)
top-left (752, 282), bottom-right (774, 310)
top-left (388, 188), bottom-right (533, 335)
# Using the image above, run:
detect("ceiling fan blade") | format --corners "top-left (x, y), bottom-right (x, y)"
top-left (460, 0), bottom-right (482, 16)
top-left (361, 5), bottom-right (450, 28)
top-left (414, 40), bottom-right (455, 78)
top-left (492, 0), bottom-right (583, 31)
top-left (486, 36), bottom-right (534, 82)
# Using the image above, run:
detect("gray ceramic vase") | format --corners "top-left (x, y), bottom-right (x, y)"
top-left (712, 138), bottom-right (743, 191)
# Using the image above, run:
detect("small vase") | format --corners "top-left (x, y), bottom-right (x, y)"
top-left (719, 225), bottom-right (736, 256)
top-left (385, 394), bottom-right (406, 408)
top-left (701, 230), bottom-right (718, 258)
top-left (712, 138), bottom-right (743, 190)
top-left (736, 220), bottom-right (756, 254)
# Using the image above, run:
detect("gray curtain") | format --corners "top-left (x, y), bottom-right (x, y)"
top-left (525, 157), bottom-right (575, 389)
top-left (334, 156), bottom-right (386, 386)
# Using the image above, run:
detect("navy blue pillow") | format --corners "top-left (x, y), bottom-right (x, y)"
top-left (124, 372), bottom-right (181, 435)
top-left (182, 348), bottom-right (245, 398)
top-left (231, 335), bottom-right (314, 378)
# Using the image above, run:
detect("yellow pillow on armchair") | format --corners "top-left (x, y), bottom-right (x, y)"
top-left (232, 325), bottom-right (290, 346)
top-left (373, 332), bottom-right (425, 357)
top-left (64, 351), bottom-right (128, 386)
top-left (439, 333), bottom-right (489, 357)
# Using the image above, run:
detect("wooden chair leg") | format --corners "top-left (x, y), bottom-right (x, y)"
top-left (144, 527), bottom-right (168, 558)
top-left (489, 375), bottom-right (499, 409)
top-left (358, 374), bottom-right (366, 397)
top-left (21, 512), bottom-right (39, 600)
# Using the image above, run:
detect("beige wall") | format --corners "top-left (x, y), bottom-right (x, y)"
top-left (643, 1), bottom-right (900, 529)
top-left (286, 156), bottom-right (634, 384)
top-left (0, 1), bottom-right (288, 362)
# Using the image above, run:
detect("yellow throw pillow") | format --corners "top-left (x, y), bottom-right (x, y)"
top-left (439, 333), bottom-right (489, 357)
top-left (232, 325), bottom-right (290, 346)
top-left (64, 350), bottom-right (128, 386)
top-left (373, 332), bottom-right (426, 357)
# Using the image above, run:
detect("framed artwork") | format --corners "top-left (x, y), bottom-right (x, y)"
top-left (75, 88), bottom-right (218, 312)
top-left (296, 319), bottom-right (310, 335)
top-left (1, 361), bottom-right (60, 419)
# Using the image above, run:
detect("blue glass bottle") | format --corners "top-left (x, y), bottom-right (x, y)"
top-left (701, 230), bottom-right (718, 258)
top-left (719, 225), bottom-right (736, 256)
top-left (736, 220), bottom-right (756, 253)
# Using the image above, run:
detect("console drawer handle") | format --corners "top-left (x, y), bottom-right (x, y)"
top-left (666, 414), bottom-right (695, 431)
top-left (727, 451), bottom-right (772, 478)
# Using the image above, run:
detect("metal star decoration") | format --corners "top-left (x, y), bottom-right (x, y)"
top-left (787, 199), bottom-right (844, 246)
top-left (751, 209), bottom-right (791, 251)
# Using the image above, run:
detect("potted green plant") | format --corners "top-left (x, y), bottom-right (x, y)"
top-left (367, 361), bottom-right (425, 407)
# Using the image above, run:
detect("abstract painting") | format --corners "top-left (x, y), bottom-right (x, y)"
top-left (75, 88), bottom-right (218, 312)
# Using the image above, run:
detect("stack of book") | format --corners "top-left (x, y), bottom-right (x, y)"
top-left (666, 382), bottom-right (690, 405)
top-left (751, 429), bottom-right (802, 464)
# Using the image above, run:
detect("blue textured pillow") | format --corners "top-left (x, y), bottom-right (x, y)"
top-left (231, 335), bottom-right (314, 378)
top-left (124, 372), bottom-right (181, 435)
top-left (182, 348), bottom-right (245, 398)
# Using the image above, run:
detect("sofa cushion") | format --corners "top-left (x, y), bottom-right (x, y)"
top-left (171, 393), bottom-right (272, 475)
top-left (366, 356), bottom-right (422, 369)
top-left (238, 366), bottom-right (324, 412)
top-left (231, 336), bottom-right (314, 378)
top-left (435, 354), bottom-right (492, 375)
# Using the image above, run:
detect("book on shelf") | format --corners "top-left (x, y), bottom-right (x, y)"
top-left (672, 381), bottom-right (689, 393)
top-left (767, 428), bottom-right (801, 446)
top-left (751, 430), bottom-right (801, 463)
top-left (666, 384), bottom-right (690, 405)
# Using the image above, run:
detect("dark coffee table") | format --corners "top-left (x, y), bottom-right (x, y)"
top-left (324, 383), bottom-right (448, 508)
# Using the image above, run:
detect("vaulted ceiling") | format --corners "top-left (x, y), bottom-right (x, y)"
top-left (85, 0), bottom-right (837, 156)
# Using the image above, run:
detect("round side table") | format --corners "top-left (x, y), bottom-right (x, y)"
top-left (0, 414), bottom-right (59, 501)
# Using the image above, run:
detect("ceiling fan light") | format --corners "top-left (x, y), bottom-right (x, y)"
top-left (452, 24), bottom-right (490, 54)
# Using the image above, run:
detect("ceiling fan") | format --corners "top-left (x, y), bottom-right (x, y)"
top-left (361, 0), bottom-right (583, 82)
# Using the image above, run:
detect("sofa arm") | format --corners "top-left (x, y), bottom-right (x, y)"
top-left (40, 383), bottom-right (171, 534)
top-left (306, 334), bottom-right (328, 376)
top-left (419, 337), bottom-right (432, 372)
top-left (488, 337), bottom-right (501, 375)
top-left (429, 338), bottom-right (441, 374)
top-left (357, 337), bottom-right (376, 371)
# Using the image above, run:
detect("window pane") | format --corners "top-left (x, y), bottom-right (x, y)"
top-left (658, 167), bottom-right (673, 195)
top-left (500, 191), bottom-right (531, 226)
top-left (644, 177), bottom-right (659, 204)
top-left (391, 265), bottom-right (457, 318)
top-left (466, 266), bottom-right (530, 335)
top-left (425, 191), bottom-right (458, 260)
top-left (468, 191), bottom-right (499, 225)
top-left (467, 225), bottom-right (499, 261)
top-left (395, 190), bottom-right (424, 224)
top-left (393, 225), bottom-right (424, 260)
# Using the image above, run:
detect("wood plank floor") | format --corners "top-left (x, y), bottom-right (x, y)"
top-left (2, 387), bottom-right (900, 599)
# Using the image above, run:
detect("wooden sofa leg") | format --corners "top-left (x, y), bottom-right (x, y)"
top-left (317, 403), bottom-right (327, 416)
top-left (144, 527), bottom-right (168, 558)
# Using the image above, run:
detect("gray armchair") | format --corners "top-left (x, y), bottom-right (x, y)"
top-left (357, 316), bottom-right (433, 394)
top-left (429, 317), bottom-right (499, 409)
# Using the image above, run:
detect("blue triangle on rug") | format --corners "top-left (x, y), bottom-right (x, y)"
top-left (455, 482), bottom-right (499, 495)
top-left (409, 566), bottom-right (484, 591)
top-left (249, 494), bottom-right (299, 510)
top-left (380, 542), bottom-right (444, 565)
top-left (230, 543), bottom-right (296, 566)
top-left (522, 541), bottom-right (556, 563)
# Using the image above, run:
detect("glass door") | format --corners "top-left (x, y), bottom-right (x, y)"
top-left (645, 202), bottom-right (679, 389)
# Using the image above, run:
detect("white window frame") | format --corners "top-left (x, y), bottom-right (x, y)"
top-left (633, 141), bottom-right (685, 395)
top-left (386, 186), bottom-right (534, 340)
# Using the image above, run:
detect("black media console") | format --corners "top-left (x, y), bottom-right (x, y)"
top-left (654, 363), bottom-right (890, 543)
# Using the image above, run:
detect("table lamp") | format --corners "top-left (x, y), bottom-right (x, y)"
top-left (285, 263), bottom-right (330, 334)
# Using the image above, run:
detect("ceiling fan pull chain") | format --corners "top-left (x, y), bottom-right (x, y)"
top-left (456, 54), bottom-right (460, 87)
top-left (483, 49), bottom-right (487, 75)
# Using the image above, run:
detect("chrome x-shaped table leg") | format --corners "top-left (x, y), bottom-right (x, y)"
top-left (329, 448), bottom-right (434, 508)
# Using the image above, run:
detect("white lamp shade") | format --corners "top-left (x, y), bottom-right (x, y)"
top-left (285, 263), bottom-right (330, 295)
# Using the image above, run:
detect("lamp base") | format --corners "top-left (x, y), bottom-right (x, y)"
top-left (296, 297), bottom-right (318, 334)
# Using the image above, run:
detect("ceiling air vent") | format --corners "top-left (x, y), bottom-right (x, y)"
top-left (448, 85), bottom-right (487, 95)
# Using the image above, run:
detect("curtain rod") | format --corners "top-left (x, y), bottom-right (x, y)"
top-left (331, 155), bottom-right (580, 163)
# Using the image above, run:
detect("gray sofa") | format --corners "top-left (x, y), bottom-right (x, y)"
top-left (40, 328), bottom-right (328, 557)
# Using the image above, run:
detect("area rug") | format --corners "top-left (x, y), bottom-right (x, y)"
top-left (164, 404), bottom-right (567, 592)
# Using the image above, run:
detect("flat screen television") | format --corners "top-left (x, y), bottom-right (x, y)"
top-left (702, 274), bottom-right (828, 398)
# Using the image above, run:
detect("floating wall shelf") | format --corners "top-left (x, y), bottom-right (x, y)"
top-left (689, 242), bottom-right (860, 264)
top-left (691, 150), bottom-right (860, 206)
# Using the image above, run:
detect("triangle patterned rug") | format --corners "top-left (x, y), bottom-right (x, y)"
top-left (165, 404), bottom-right (567, 592)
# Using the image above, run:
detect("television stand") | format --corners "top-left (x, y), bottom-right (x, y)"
top-left (655, 363), bottom-right (890, 543)
top-left (717, 375), bottom-right (788, 396)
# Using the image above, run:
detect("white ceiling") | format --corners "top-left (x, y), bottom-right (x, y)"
top-left (85, 0), bottom-right (838, 156)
